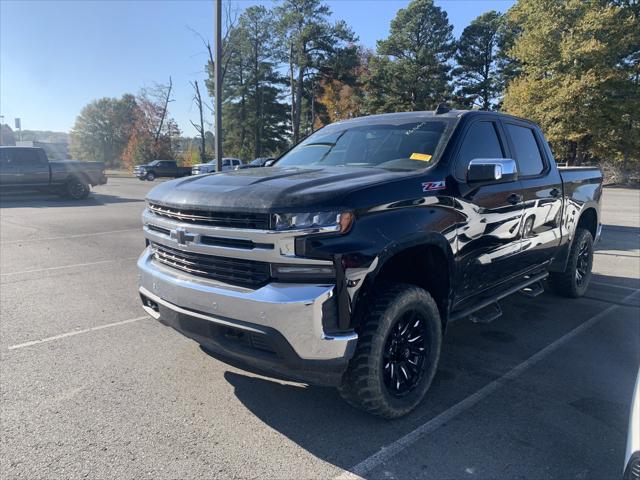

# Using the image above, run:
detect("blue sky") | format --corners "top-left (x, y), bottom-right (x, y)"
top-left (0, 0), bottom-right (514, 135)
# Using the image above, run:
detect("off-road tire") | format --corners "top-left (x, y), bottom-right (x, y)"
top-left (145, 171), bottom-right (156, 181)
top-left (64, 177), bottom-right (90, 200)
top-left (338, 284), bottom-right (442, 419)
top-left (548, 227), bottom-right (594, 298)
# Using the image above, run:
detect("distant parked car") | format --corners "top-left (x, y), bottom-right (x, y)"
top-left (625, 369), bottom-right (640, 480)
top-left (134, 160), bottom-right (191, 181)
top-left (191, 158), bottom-right (243, 175)
top-left (235, 157), bottom-right (275, 170)
top-left (0, 146), bottom-right (106, 199)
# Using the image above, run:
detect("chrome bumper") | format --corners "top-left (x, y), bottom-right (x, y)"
top-left (137, 248), bottom-right (357, 361)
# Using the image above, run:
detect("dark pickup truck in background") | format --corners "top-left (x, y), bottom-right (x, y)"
top-left (134, 160), bottom-right (191, 181)
top-left (0, 146), bottom-right (107, 199)
top-left (137, 109), bottom-right (603, 418)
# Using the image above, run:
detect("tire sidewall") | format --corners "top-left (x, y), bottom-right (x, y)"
top-left (66, 178), bottom-right (89, 199)
top-left (570, 229), bottom-right (594, 297)
top-left (370, 288), bottom-right (442, 414)
top-left (146, 172), bottom-right (156, 181)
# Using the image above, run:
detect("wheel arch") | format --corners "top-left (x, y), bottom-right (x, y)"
top-left (549, 204), bottom-right (600, 273)
top-left (352, 234), bottom-right (455, 332)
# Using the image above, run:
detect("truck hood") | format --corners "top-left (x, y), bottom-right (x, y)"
top-left (146, 166), bottom-right (408, 212)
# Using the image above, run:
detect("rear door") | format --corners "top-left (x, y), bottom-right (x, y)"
top-left (453, 119), bottom-right (525, 300)
top-left (502, 121), bottom-right (563, 270)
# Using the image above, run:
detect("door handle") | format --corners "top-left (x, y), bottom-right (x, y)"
top-left (550, 188), bottom-right (561, 198)
top-left (507, 193), bottom-right (523, 205)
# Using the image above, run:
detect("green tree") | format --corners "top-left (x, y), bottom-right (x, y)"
top-left (207, 5), bottom-right (290, 159)
top-left (453, 11), bottom-right (504, 110)
top-left (275, 0), bottom-right (356, 143)
top-left (366, 0), bottom-right (455, 113)
top-left (69, 94), bottom-right (137, 167)
top-left (503, 0), bottom-right (639, 169)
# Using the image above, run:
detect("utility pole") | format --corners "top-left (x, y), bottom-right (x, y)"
top-left (214, 0), bottom-right (223, 172)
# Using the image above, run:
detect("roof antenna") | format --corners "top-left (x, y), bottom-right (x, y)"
top-left (434, 103), bottom-right (450, 115)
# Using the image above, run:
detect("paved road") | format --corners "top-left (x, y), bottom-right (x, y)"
top-left (1, 179), bottom-right (638, 479)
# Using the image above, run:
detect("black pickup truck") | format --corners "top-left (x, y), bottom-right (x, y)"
top-left (134, 160), bottom-right (191, 181)
top-left (137, 109), bottom-right (603, 418)
top-left (0, 146), bottom-right (107, 199)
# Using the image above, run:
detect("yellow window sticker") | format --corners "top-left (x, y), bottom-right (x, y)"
top-left (410, 153), bottom-right (432, 162)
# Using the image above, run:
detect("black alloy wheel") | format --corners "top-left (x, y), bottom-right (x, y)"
top-left (383, 311), bottom-right (429, 397)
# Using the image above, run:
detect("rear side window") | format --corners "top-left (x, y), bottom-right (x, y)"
top-left (11, 149), bottom-right (43, 165)
top-left (505, 124), bottom-right (545, 176)
top-left (455, 121), bottom-right (504, 179)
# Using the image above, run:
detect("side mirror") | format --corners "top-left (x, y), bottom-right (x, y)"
top-left (264, 159), bottom-right (276, 167)
top-left (467, 158), bottom-right (518, 184)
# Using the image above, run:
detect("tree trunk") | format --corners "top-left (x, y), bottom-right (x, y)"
top-left (254, 40), bottom-right (261, 158)
top-left (289, 43), bottom-right (296, 144)
top-left (293, 66), bottom-right (304, 144)
top-left (155, 77), bottom-right (172, 144)
top-left (196, 82), bottom-right (205, 161)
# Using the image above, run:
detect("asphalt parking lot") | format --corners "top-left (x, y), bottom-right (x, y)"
top-left (1, 178), bottom-right (638, 479)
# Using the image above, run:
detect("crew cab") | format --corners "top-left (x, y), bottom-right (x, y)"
top-left (137, 109), bottom-right (603, 418)
top-left (0, 146), bottom-right (107, 199)
top-left (134, 160), bottom-right (191, 181)
top-left (191, 158), bottom-right (243, 175)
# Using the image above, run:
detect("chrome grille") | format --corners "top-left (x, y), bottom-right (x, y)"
top-left (150, 242), bottom-right (270, 288)
top-left (148, 203), bottom-right (271, 229)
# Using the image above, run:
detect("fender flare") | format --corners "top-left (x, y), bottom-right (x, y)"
top-left (346, 232), bottom-right (456, 329)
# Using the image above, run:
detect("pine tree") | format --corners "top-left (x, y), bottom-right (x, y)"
top-left (453, 11), bottom-right (504, 110)
top-left (367, 0), bottom-right (455, 113)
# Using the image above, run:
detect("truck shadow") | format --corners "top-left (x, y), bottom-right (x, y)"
top-left (216, 273), bottom-right (638, 477)
top-left (0, 191), bottom-right (144, 208)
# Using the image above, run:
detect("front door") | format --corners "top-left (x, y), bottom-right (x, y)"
top-left (452, 120), bottom-right (525, 301)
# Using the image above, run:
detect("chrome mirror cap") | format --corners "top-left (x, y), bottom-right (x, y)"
top-left (467, 158), bottom-right (518, 183)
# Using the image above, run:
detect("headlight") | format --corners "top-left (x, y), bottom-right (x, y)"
top-left (139, 168), bottom-right (146, 173)
top-left (273, 211), bottom-right (353, 233)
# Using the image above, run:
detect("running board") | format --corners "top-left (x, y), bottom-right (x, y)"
top-left (519, 281), bottom-right (544, 298)
top-left (450, 271), bottom-right (549, 323)
top-left (469, 302), bottom-right (502, 324)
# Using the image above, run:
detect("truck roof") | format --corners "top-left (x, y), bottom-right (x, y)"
top-left (331, 109), bottom-right (538, 128)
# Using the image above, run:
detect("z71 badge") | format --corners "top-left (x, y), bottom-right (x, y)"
top-left (422, 180), bottom-right (446, 192)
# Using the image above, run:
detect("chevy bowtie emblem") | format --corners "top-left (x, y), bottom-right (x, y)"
top-left (170, 227), bottom-right (195, 245)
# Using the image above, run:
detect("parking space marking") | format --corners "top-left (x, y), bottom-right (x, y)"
top-left (0, 228), bottom-right (140, 245)
top-left (0, 257), bottom-right (139, 277)
top-left (334, 288), bottom-right (640, 480)
top-left (7, 316), bottom-right (149, 351)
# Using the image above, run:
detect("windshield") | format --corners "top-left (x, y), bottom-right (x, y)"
top-left (276, 120), bottom-right (452, 171)
top-left (148, 160), bottom-right (160, 166)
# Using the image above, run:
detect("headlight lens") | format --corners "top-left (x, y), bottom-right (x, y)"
top-left (273, 211), bottom-right (353, 233)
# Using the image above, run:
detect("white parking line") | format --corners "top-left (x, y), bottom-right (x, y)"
top-left (334, 288), bottom-right (640, 480)
top-left (7, 316), bottom-right (149, 350)
top-left (0, 257), bottom-right (138, 277)
top-left (1, 228), bottom-right (140, 245)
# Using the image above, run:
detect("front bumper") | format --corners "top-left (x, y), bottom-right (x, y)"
top-left (138, 248), bottom-right (357, 385)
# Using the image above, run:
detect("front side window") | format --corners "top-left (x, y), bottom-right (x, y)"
top-left (505, 124), bottom-right (545, 176)
top-left (455, 121), bottom-right (504, 179)
top-left (276, 119), bottom-right (452, 171)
